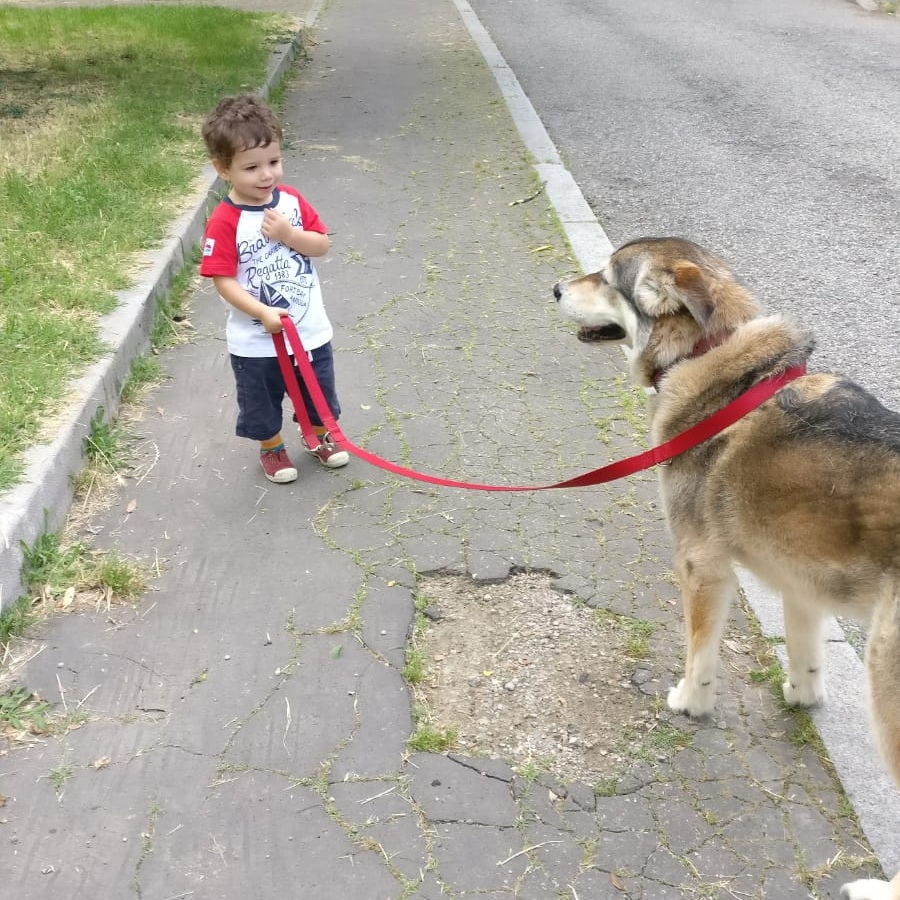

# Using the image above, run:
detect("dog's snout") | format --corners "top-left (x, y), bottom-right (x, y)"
top-left (553, 282), bottom-right (562, 302)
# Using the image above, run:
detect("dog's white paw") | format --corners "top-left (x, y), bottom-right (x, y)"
top-left (667, 679), bottom-right (715, 718)
top-left (841, 878), bottom-right (895, 900)
top-left (782, 675), bottom-right (826, 708)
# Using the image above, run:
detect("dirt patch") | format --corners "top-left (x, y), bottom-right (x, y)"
top-left (411, 570), bottom-right (665, 786)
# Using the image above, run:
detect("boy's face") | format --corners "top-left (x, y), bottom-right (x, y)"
top-left (214, 142), bottom-right (284, 206)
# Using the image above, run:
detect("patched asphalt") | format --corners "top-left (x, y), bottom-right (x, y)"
top-left (1, 0), bottom-right (897, 897)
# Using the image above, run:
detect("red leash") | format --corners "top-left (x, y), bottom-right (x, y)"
top-left (273, 316), bottom-right (806, 492)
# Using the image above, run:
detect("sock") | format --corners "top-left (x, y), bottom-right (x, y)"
top-left (260, 435), bottom-right (284, 453)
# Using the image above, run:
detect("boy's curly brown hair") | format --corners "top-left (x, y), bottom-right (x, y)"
top-left (202, 93), bottom-right (283, 165)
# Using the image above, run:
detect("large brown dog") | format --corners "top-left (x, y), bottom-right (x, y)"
top-left (554, 237), bottom-right (900, 900)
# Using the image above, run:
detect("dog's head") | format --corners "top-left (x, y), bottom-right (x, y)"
top-left (554, 237), bottom-right (761, 388)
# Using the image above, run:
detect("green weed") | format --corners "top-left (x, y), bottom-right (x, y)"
top-left (645, 723), bottom-right (693, 752)
top-left (48, 761), bottom-right (73, 794)
top-left (91, 552), bottom-right (147, 599)
top-left (21, 531), bottom-right (85, 596)
top-left (403, 648), bottom-right (426, 685)
top-left (788, 711), bottom-right (823, 750)
top-left (0, 596), bottom-right (41, 649)
top-left (149, 259), bottom-right (197, 352)
top-left (592, 607), bottom-right (657, 660)
top-left (624, 621), bottom-right (656, 660)
top-left (0, 687), bottom-right (51, 733)
top-left (84, 408), bottom-right (131, 473)
top-left (749, 661), bottom-right (784, 686)
top-left (593, 777), bottom-right (618, 797)
top-left (20, 529), bottom-right (148, 605)
top-left (120, 355), bottom-right (162, 405)
top-left (578, 837), bottom-right (599, 869)
top-left (407, 723), bottom-right (457, 753)
top-left (517, 760), bottom-right (542, 782)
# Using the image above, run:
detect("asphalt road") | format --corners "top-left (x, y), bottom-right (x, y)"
top-left (465, 0), bottom-right (900, 405)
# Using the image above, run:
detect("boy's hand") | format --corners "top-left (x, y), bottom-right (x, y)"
top-left (259, 306), bottom-right (285, 334)
top-left (261, 208), bottom-right (294, 245)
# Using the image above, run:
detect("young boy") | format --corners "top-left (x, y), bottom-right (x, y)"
top-left (199, 93), bottom-right (349, 483)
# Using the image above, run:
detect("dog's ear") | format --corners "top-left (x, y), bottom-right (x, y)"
top-left (672, 261), bottom-right (715, 329)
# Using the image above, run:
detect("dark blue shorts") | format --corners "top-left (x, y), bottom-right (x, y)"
top-left (230, 342), bottom-right (341, 441)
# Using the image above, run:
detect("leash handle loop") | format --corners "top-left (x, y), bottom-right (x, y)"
top-left (273, 328), bottom-right (323, 450)
top-left (273, 315), bottom-right (805, 492)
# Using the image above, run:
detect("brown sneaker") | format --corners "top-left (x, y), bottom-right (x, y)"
top-left (304, 431), bottom-right (350, 469)
top-left (259, 447), bottom-right (298, 483)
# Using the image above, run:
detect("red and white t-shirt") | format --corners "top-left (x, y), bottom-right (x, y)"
top-left (200, 185), bottom-right (333, 357)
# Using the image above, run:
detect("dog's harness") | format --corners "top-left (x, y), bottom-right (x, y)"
top-left (274, 315), bottom-right (806, 491)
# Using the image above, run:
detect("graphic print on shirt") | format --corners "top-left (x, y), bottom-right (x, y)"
top-left (259, 280), bottom-right (291, 310)
top-left (241, 209), bottom-right (315, 326)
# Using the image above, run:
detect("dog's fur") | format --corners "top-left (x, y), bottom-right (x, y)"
top-left (555, 237), bottom-right (900, 900)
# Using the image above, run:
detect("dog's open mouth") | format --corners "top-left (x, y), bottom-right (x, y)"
top-left (577, 324), bottom-right (627, 342)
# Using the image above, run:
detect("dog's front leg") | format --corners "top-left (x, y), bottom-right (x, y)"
top-left (781, 595), bottom-right (827, 708)
top-left (667, 551), bottom-right (738, 718)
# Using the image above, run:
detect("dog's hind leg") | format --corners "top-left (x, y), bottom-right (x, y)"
top-left (781, 594), bottom-right (828, 708)
top-left (667, 549), bottom-right (738, 718)
top-left (867, 582), bottom-right (900, 784)
top-left (840, 584), bottom-right (900, 900)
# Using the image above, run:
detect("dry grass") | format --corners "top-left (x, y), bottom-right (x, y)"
top-left (0, 84), bottom-right (111, 177)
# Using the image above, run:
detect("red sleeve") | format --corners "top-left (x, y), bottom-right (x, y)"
top-left (280, 185), bottom-right (328, 234)
top-left (199, 203), bottom-right (240, 277)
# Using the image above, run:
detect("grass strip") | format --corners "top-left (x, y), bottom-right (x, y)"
top-left (0, 4), bottom-right (296, 491)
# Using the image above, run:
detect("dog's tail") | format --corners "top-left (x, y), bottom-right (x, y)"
top-left (868, 580), bottom-right (900, 786)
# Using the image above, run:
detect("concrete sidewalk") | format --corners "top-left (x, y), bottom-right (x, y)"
top-left (1, 0), bottom-right (897, 897)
